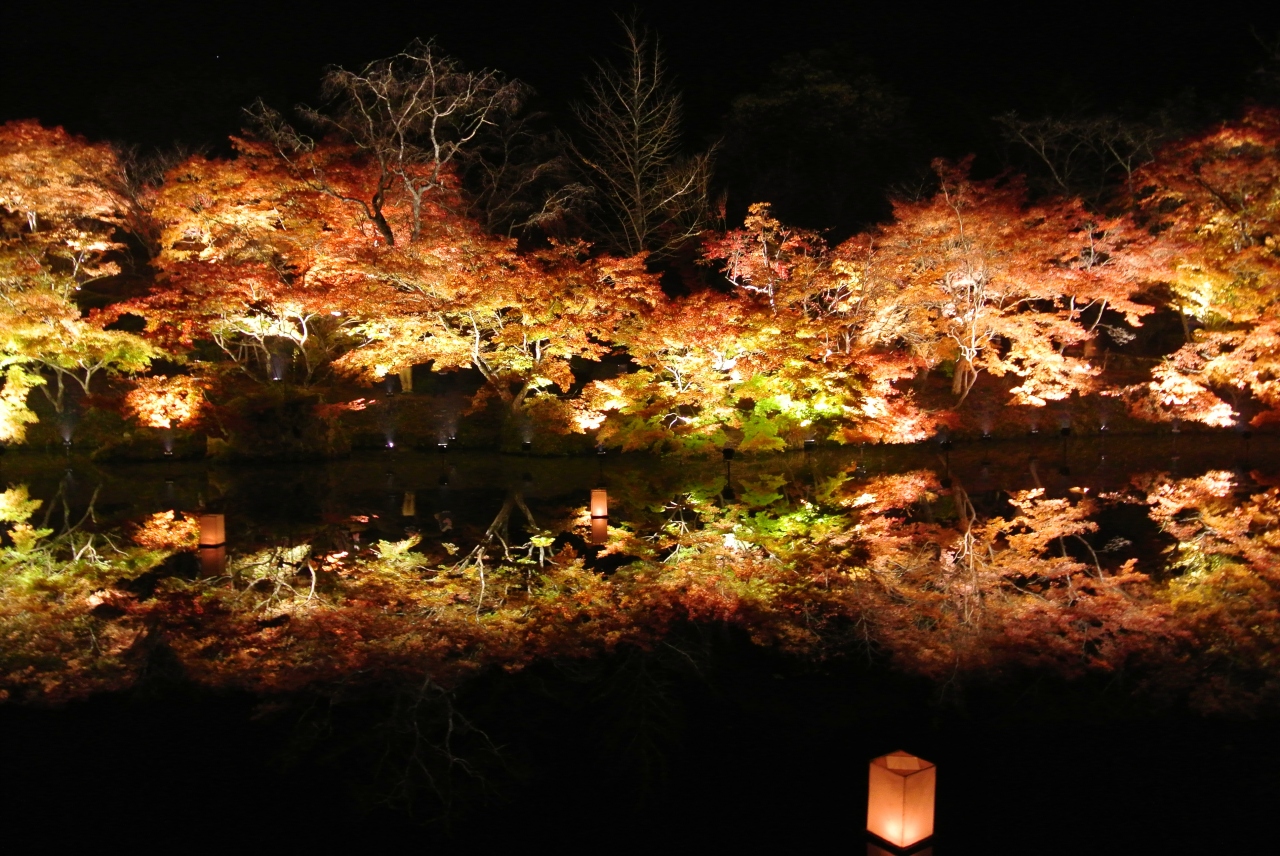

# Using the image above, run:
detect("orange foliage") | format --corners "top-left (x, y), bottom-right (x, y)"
top-left (129, 510), bottom-right (199, 551)
top-left (122, 375), bottom-right (206, 429)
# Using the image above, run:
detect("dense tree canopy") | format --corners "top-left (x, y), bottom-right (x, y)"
top-left (5, 108), bottom-right (1280, 454)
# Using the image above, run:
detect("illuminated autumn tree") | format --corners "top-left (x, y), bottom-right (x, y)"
top-left (0, 122), bottom-right (159, 431)
top-left (855, 160), bottom-right (1158, 407)
top-left (113, 137), bottom-right (664, 439)
top-left (249, 40), bottom-right (524, 246)
top-left (1127, 108), bottom-right (1280, 428)
top-left (104, 138), bottom-right (385, 386)
top-left (122, 375), bottom-right (206, 429)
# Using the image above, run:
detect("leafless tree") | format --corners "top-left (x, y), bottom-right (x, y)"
top-left (995, 112), bottom-right (1166, 202)
top-left (249, 40), bottom-right (525, 245)
top-left (457, 110), bottom-right (592, 237)
top-left (572, 21), bottom-right (714, 259)
top-left (1253, 27), bottom-right (1280, 96)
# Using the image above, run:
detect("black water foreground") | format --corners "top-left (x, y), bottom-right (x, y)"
top-left (1, 636), bottom-right (1277, 852)
top-left (0, 432), bottom-right (1277, 851)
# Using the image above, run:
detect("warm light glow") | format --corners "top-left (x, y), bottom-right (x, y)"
top-left (122, 376), bottom-right (205, 430)
top-left (130, 510), bottom-right (199, 550)
top-left (590, 488), bottom-right (608, 519)
top-left (867, 750), bottom-right (936, 849)
top-left (401, 491), bottom-right (416, 517)
top-left (590, 516), bottom-right (608, 545)
top-left (199, 513), bottom-right (226, 547)
top-left (199, 544), bottom-right (227, 577)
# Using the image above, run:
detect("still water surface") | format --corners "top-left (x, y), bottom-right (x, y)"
top-left (0, 433), bottom-right (1276, 851)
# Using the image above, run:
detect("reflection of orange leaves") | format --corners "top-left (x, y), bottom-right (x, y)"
top-left (123, 376), bottom-right (205, 429)
top-left (129, 510), bottom-right (199, 550)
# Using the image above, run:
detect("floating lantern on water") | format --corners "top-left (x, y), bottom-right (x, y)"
top-left (199, 513), bottom-right (226, 548)
top-left (866, 750), bottom-right (936, 851)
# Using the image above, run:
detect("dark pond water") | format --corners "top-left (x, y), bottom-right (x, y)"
top-left (0, 432), bottom-right (1277, 852)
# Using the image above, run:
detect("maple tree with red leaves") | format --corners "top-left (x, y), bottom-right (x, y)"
top-left (1125, 108), bottom-right (1280, 429)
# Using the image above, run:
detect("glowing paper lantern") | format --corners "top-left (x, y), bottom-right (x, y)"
top-left (867, 750), bottom-right (936, 850)
top-left (401, 491), bottom-right (416, 517)
top-left (199, 513), bottom-right (226, 547)
top-left (589, 488), bottom-right (608, 545)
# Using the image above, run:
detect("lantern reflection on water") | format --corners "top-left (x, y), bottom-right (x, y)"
top-left (867, 750), bottom-right (936, 850)
top-left (198, 513), bottom-right (228, 577)
top-left (199, 544), bottom-right (227, 577)
top-left (590, 516), bottom-right (608, 545)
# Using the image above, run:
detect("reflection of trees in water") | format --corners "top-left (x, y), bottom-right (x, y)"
top-left (1, 442), bottom-right (1279, 715)
top-left (284, 675), bottom-right (502, 823)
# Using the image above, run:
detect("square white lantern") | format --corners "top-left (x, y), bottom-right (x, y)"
top-left (867, 750), bottom-right (936, 850)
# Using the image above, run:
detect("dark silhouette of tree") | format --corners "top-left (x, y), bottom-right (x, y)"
top-left (719, 49), bottom-right (912, 236)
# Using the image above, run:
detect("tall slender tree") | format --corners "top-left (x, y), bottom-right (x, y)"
top-left (572, 20), bottom-right (714, 259)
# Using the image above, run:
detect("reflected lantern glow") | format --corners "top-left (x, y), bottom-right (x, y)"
top-left (199, 544), bottom-right (227, 577)
top-left (590, 516), bottom-right (608, 545)
top-left (867, 750), bottom-right (936, 850)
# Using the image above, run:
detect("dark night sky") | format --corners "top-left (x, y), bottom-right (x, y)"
top-left (6, 1), bottom-right (1277, 143)
top-left (4, 0), bottom-right (1279, 229)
